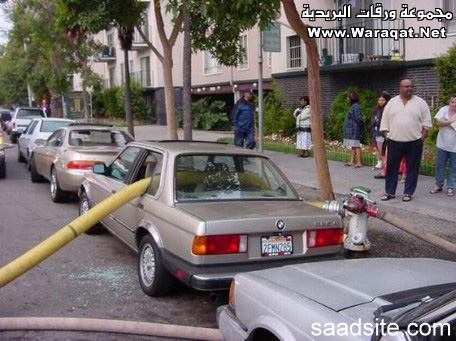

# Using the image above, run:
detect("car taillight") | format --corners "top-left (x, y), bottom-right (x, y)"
top-left (192, 235), bottom-right (247, 255)
top-left (307, 228), bottom-right (344, 248)
top-left (67, 161), bottom-right (100, 170)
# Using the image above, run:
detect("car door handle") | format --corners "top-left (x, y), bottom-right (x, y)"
top-left (111, 190), bottom-right (116, 194)
top-left (138, 203), bottom-right (144, 210)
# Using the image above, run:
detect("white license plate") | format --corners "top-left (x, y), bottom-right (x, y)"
top-left (261, 235), bottom-right (293, 257)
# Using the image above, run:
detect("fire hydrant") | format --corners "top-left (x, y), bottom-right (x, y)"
top-left (319, 186), bottom-right (378, 252)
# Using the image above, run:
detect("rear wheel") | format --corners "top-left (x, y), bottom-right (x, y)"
top-left (138, 235), bottom-right (176, 296)
top-left (17, 144), bottom-right (25, 163)
top-left (30, 155), bottom-right (44, 183)
top-left (0, 160), bottom-right (5, 179)
top-left (50, 167), bottom-right (69, 203)
top-left (79, 191), bottom-right (104, 235)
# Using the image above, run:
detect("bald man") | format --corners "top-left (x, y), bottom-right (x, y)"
top-left (379, 79), bottom-right (432, 202)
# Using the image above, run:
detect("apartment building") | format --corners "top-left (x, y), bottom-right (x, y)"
top-left (72, 0), bottom-right (183, 124)
top-left (272, 0), bottom-right (456, 114)
top-left (75, 0), bottom-right (456, 122)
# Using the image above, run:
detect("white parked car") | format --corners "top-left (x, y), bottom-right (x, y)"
top-left (10, 107), bottom-right (46, 143)
top-left (17, 118), bottom-right (74, 167)
top-left (218, 258), bottom-right (456, 341)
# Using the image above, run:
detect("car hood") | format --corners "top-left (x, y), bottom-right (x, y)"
top-left (246, 258), bottom-right (456, 311)
top-left (176, 200), bottom-right (341, 234)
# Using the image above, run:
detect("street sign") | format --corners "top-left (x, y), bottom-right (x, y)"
top-left (262, 22), bottom-right (281, 53)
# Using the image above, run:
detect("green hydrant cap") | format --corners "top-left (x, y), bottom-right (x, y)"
top-left (350, 186), bottom-right (371, 194)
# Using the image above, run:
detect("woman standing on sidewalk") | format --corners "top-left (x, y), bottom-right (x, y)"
top-left (343, 91), bottom-right (363, 167)
top-left (371, 92), bottom-right (391, 171)
top-left (293, 96), bottom-right (312, 158)
top-left (430, 95), bottom-right (456, 197)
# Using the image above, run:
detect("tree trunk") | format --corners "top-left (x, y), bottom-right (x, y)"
top-left (50, 94), bottom-right (64, 118)
top-left (82, 84), bottom-right (90, 122)
top-left (281, 0), bottom-right (334, 200)
top-left (163, 49), bottom-right (178, 140)
top-left (123, 48), bottom-right (135, 138)
top-left (182, 12), bottom-right (192, 141)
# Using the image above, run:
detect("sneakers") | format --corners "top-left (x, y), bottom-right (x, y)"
top-left (372, 161), bottom-right (382, 170)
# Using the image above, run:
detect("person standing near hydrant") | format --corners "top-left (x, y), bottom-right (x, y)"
top-left (232, 90), bottom-right (255, 149)
top-left (293, 96), bottom-right (312, 157)
top-left (380, 79), bottom-right (432, 202)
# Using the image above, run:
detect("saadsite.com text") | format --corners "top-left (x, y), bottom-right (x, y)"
top-left (311, 319), bottom-right (452, 338)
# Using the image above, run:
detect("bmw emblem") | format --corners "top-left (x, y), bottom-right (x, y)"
top-left (276, 219), bottom-right (285, 231)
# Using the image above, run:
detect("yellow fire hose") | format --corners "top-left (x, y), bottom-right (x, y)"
top-left (0, 317), bottom-right (223, 340)
top-left (0, 177), bottom-right (152, 288)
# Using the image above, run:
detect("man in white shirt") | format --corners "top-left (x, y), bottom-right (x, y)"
top-left (379, 79), bottom-right (432, 202)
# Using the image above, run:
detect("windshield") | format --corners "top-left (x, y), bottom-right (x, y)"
top-left (68, 129), bottom-right (132, 147)
top-left (40, 120), bottom-right (73, 133)
top-left (175, 154), bottom-right (298, 202)
top-left (17, 109), bottom-right (45, 119)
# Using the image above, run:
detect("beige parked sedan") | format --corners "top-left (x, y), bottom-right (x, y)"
top-left (80, 141), bottom-right (344, 297)
top-left (30, 123), bottom-right (133, 202)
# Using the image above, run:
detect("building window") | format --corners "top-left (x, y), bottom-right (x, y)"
top-left (287, 35), bottom-right (302, 69)
top-left (140, 56), bottom-right (151, 87)
top-left (120, 63), bottom-right (124, 84)
top-left (443, 0), bottom-right (456, 34)
top-left (203, 51), bottom-right (222, 75)
top-left (108, 66), bottom-right (116, 87)
top-left (238, 34), bottom-right (248, 70)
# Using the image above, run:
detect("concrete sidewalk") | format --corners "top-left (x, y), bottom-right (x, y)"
top-left (134, 125), bottom-right (456, 223)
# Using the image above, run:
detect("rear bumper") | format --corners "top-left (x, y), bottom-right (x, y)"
top-left (58, 169), bottom-right (88, 192)
top-left (217, 306), bottom-right (247, 341)
top-left (162, 250), bottom-right (344, 291)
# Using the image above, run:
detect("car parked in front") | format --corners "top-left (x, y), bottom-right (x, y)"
top-left (218, 258), bottom-right (456, 341)
top-left (0, 131), bottom-right (6, 178)
top-left (30, 123), bottom-right (133, 202)
top-left (18, 118), bottom-right (75, 167)
top-left (0, 109), bottom-right (12, 133)
top-left (80, 141), bottom-right (344, 297)
top-left (10, 107), bottom-right (46, 143)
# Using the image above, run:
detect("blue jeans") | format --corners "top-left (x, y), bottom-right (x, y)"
top-left (234, 129), bottom-right (255, 149)
top-left (435, 147), bottom-right (456, 189)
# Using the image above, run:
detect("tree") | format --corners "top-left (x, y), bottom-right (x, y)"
top-left (0, 0), bottom-right (100, 117)
top-left (58, 0), bottom-right (147, 136)
top-left (435, 42), bottom-right (456, 104)
top-left (281, 0), bottom-right (335, 200)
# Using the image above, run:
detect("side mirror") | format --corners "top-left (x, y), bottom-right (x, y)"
top-left (34, 139), bottom-right (46, 146)
top-left (93, 163), bottom-right (107, 175)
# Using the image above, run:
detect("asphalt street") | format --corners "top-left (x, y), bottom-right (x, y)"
top-left (1, 128), bottom-right (455, 340)
top-left (0, 145), bottom-right (218, 340)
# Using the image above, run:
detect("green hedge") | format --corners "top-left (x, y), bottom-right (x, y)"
top-left (177, 97), bottom-right (230, 131)
top-left (326, 87), bottom-right (377, 145)
top-left (93, 82), bottom-right (151, 121)
top-left (264, 82), bottom-right (295, 137)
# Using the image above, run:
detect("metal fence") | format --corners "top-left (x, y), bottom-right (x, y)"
top-left (319, 18), bottom-right (405, 66)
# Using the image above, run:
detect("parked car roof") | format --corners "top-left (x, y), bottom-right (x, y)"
top-left (131, 140), bottom-right (262, 155)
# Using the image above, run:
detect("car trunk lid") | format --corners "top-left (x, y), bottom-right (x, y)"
top-left (177, 200), bottom-right (341, 235)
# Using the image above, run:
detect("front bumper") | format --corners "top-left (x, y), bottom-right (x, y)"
top-left (162, 250), bottom-right (343, 291)
top-left (217, 306), bottom-right (247, 341)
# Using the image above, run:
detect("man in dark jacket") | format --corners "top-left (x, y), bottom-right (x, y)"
top-left (231, 91), bottom-right (255, 149)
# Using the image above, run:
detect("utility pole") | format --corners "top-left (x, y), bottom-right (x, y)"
top-left (23, 41), bottom-right (33, 107)
top-left (257, 30), bottom-right (264, 153)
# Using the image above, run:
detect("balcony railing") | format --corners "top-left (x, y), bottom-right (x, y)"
top-left (97, 45), bottom-right (116, 62)
top-left (132, 25), bottom-right (150, 49)
top-left (319, 18), bottom-right (405, 66)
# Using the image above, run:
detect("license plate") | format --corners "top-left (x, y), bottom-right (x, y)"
top-left (261, 235), bottom-right (293, 257)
